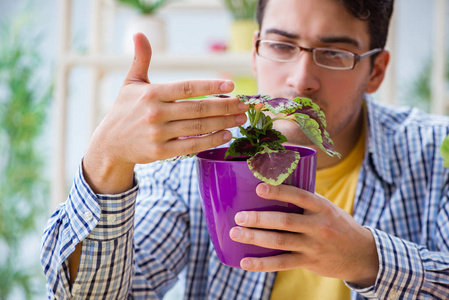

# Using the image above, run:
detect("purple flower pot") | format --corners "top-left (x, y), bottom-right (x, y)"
top-left (196, 145), bottom-right (317, 268)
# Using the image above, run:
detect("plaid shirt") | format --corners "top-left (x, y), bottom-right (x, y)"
top-left (41, 98), bottom-right (449, 299)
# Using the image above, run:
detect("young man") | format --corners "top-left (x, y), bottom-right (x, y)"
top-left (42, 0), bottom-right (449, 299)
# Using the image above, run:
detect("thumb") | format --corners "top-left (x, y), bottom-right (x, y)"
top-left (125, 32), bottom-right (152, 84)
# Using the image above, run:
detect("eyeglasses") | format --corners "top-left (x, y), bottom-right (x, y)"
top-left (255, 39), bottom-right (383, 70)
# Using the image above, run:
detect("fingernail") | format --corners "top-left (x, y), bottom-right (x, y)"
top-left (230, 227), bottom-right (242, 239)
top-left (222, 131), bottom-right (232, 142)
top-left (241, 258), bottom-right (252, 269)
top-left (235, 212), bottom-right (247, 225)
top-left (235, 114), bottom-right (246, 125)
top-left (220, 81), bottom-right (233, 92)
top-left (256, 184), bottom-right (268, 196)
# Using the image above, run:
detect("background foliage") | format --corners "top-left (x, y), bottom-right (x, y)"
top-left (224, 0), bottom-right (258, 20)
top-left (0, 13), bottom-right (52, 299)
top-left (117, 0), bottom-right (171, 14)
top-left (406, 55), bottom-right (449, 112)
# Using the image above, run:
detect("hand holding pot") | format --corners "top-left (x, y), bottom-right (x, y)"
top-left (229, 183), bottom-right (379, 288)
top-left (83, 33), bottom-right (248, 194)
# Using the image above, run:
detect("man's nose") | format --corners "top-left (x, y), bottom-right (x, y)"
top-left (286, 51), bottom-right (320, 95)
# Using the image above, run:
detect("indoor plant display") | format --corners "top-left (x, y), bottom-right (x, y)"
top-left (193, 94), bottom-right (340, 267)
top-left (119, 0), bottom-right (171, 53)
top-left (223, 0), bottom-right (259, 52)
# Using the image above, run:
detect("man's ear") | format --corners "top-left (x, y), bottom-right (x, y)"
top-left (365, 50), bottom-right (390, 94)
top-left (251, 32), bottom-right (259, 76)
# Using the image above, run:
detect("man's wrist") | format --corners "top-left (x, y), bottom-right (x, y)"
top-left (345, 227), bottom-right (379, 288)
top-left (82, 150), bottom-right (135, 195)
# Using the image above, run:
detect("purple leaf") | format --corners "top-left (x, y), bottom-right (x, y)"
top-left (212, 94), bottom-right (231, 98)
top-left (237, 94), bottom-right (271, 105)
top-left (247, 150), bottom-right (300, 186)
top-left (256, 128), bottom-right (287, 147)
top-left (225, 138), bottom-right (258, 158)
top-left (262, 97), bottom-right (300, 114)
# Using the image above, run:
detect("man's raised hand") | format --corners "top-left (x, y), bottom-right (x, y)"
top-left (83, 33), bottom-right (248, 194)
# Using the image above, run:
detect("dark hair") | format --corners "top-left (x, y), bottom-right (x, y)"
top-left (256, 0), bottom-right (394, 50)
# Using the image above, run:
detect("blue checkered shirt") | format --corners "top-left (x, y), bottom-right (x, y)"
top-left (41, 98), bottom-right (449, 299)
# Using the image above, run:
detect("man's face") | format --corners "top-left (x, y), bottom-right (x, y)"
top-left (252, 0), bottom-right (378, 148)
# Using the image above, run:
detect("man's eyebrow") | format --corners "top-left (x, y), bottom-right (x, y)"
top-left (262, 29), bottom-right (361, 48)
top-left (319, 36), bottom-right (360, 48)
top-left (264, 28), bottom-right (299, 39)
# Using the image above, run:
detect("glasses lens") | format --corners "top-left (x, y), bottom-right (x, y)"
top-left (258, 41), bottom-right (298, 62)
top-left (314, 49), bottom-right (354, 69)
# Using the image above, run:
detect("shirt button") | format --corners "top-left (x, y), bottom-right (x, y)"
top-left (83, 211), bottom-right (93, 221)
top-left (389, 291), bottom-right (398, 300)
top-left (107, 215), bottom-right (117, 223)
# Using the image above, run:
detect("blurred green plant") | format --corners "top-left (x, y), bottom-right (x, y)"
top-left (224, 0), bottom-right (258, 20)
top-left (406, 55), bottom-right (449, 113)
top-left (0, 13), bottom-right (52, 300)
top-left (117, 0), bottom-right (171, 14)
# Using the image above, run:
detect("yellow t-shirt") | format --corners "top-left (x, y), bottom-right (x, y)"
top-left (270, 128), bottom-right (365, 300)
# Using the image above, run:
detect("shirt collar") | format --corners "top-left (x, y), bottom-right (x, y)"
top-left (364, 95), bottom-right (396, 184)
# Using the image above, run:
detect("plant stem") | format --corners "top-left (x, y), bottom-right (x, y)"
top-left (262, 116), bottom-right (284, 131)
top-left (252, 106), bottom-right (263, 128)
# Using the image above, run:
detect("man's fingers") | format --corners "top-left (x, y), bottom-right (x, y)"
top-left (165, 96), bottom-right (248, 121)
top-left (229, 227), bottom-right (303, 251)
top-left (147, 80), bottom-right (235, 102)
top-left (239, 253), bottom-right (303, 272)
top-left (156, 130), bottom-right (233, 159)
top-left (125, 32), bottom-right (152, 84)
top-left (234, 211), bottom-right (314, 233)
top-left (256, 183), bottom-right (323, 213)
top-left (163, 114), bottom-right (247, 140)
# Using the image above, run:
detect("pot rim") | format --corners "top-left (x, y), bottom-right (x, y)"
top-left (195, 145), bottom-right (317, 161)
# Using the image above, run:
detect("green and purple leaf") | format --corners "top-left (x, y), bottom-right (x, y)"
top-left (255, 128), bottom-right (287, 148)
top-left (247, 149), bottom-right (301, 186)
top-left (237, 94), bottom-right (300, 115)
top-left (288, 98), bottom-right (340, 157)
top-left (225, 137), bottom-right (258, 158)
top-left (237, 94), bottom-right (271, 105)
top-left (262, 97), bottom-right (301, 114)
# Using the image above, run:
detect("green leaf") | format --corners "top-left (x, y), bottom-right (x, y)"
top-left (441, 135), bottom-right (449, 168)
top-left (247, 149), bottom-right (301, 186)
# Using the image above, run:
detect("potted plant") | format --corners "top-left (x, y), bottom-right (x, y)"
top-left (183, 94), bottom-right (339, 267)
top-left (119, 0), bottom-right (172, 53)
top-left (223, 0), bottom-right (259, 52)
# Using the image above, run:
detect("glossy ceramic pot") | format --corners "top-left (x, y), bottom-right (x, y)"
top-left (196, 145), bottom-right (317, 268)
